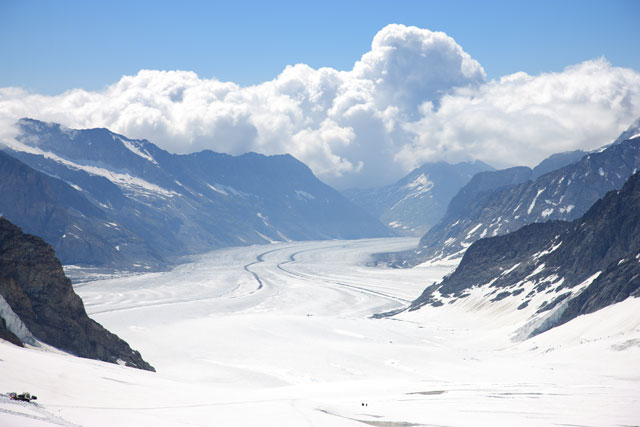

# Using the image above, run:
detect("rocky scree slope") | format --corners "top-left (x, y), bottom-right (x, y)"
top-left (0, 217), bottom-right (154, 370)
top-left (408, 171), bottom-right (640, 338)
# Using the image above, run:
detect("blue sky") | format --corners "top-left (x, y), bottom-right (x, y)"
top-left (1, 0), bottom-right (640, 188)
top-left (1, 0), bottom-right (639, 94)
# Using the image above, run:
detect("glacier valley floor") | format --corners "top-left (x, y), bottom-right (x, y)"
top-left (1, 237), bottom-right (639, 426)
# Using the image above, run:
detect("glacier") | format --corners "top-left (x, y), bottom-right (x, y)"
top-left (1, 238), bottom-right (638, 426)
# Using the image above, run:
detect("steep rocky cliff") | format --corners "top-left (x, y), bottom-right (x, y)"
top-left (408, 171), bottom-right (640, 337)
top-left (0, 217), bottom-right (154, 371)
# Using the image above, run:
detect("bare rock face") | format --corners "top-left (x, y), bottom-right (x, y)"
top-left (409, 171), bottom-right (640, 336)
top-left (0, 217), bottom-right (154, 371)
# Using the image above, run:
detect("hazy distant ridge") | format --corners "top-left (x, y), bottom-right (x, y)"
top-left (0, 119), bottom-right (391, 269)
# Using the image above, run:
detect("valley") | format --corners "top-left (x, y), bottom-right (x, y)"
top-left (3, 9), bottom-right (640, 427)
top-left (1, 238), bottom-right (638, 426)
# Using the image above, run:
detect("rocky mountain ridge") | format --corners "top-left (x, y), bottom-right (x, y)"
top-left (1, 118), bottom-right (391, 269)
top-left (407, 171), bottom-right (640, 338)
top-left (406, 123), bottom-right (640, 265)
top-left (0, 150), bottom-right (163, 268)
top-left (343, 161), bottom-right (495, 236)
top-left (0, 217), bottom-right (154, 370)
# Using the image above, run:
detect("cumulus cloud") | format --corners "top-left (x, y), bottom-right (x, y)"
top-left (353, 24), bottom-right (485, 113)
top-left (1, 24), bottom-right (640, 189)
top-left (399, 58), bottom-right (640, 170)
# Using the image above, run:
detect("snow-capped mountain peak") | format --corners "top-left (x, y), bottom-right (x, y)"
top-left (343, 161), bottom-right (494, 236)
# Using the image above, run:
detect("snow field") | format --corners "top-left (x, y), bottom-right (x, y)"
top-left (1, 237), bottom-right (639, 426)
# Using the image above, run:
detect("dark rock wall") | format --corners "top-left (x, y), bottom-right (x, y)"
top-left (0, 217), bottom-right (154, 371)
top-left (409, 172), bottom-right (640, 334)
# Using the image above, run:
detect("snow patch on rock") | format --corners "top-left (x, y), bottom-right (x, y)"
top-left (0, 296), bottom-right (39, 346)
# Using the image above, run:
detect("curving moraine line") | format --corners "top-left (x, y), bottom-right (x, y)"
top-left (274, 247), bottom-right (411, 304)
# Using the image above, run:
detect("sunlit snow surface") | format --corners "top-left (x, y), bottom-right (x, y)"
top-left (1, 238), bottom-right (639, 426)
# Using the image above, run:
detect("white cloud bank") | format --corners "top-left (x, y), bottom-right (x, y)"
top-left (2, 24), bottom-right (640, 188)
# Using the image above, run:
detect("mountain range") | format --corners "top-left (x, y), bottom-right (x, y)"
top-left (387, 120), bottom-right (640, 266)
top-left (343, 161), bottom-right (494, 236)
top-left (0, 118), bottom-right (391, 270)
top-left (2, 115), bottom-right (639, 365)
top-left (406, 169), bottom-right (640, 338)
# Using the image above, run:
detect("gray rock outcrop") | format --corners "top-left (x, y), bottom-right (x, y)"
top-left (0, 217), bottom-right (154, 371)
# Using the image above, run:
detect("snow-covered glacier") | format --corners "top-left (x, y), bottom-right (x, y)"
top-left (1, 238), bottom-right (638, 426)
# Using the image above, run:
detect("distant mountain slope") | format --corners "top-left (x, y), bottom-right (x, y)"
top-left (409, 123), bottom-right (640, 264)
top-left (444, 166), bottom-right (534, 220)
top-left (0, 150), bottom-right (163, 268)
top-left (531, 150), bottom-right (588, 178)
top-left (441, 151), bottom-right (587, 221)
top-left (611, 116), bottom-right (640, 145)
top-left (1, 119), bottom-right (391, 269)
top-left (0, 217), bottom-right (154, 370)
top-left (343, 161), bottom-right (494, 236)
top-left (408, 171), bottom-right (640, 338)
